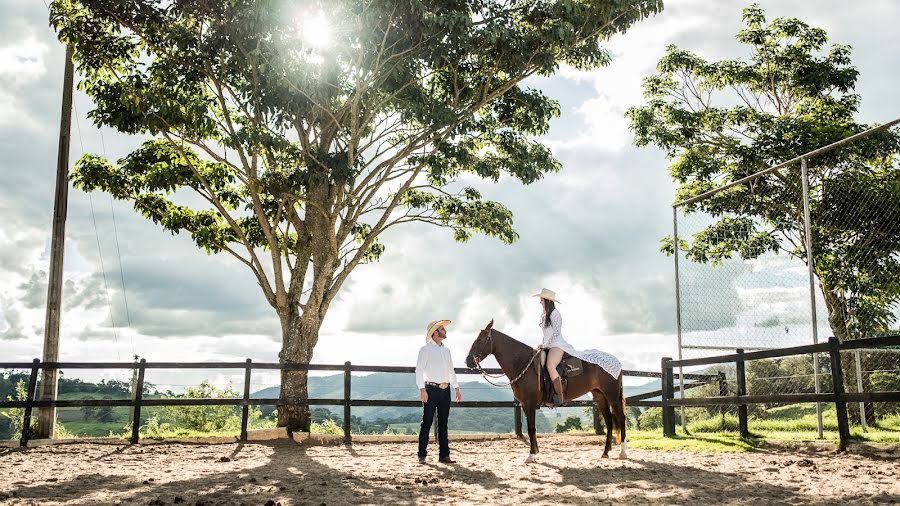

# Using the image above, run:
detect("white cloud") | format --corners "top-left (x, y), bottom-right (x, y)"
top-left (0, 33), bottom-right (49, 129)
top-left (0, 35), bottom-right (48, 84)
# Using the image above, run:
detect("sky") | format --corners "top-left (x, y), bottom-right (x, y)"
top-left (1, 0), bottom-right (899, 393)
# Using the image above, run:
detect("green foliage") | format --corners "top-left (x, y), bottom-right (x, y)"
top-left (629, 4), bottom-right (900, 341)
top-left (554, 415), bottom-right (584, 433)
top-left (626, 405), bottom-right (643, 429)
top-left (139, 416), bottom-right (171, 439)
top-left (49, 0), bottom-right (663, 327)
top-left (157, 381), bottom-right (259, 433)
top-left (310, 419), bottom-right (343, 435)
top-left (688, 414), bottom-right (740, 433)
top-left (870, 371), bottom-right (900, 416)
top-left (1, 380), bottom-right (33, 440)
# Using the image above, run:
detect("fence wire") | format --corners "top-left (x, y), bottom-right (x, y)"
top-left (673, 120), bottom-right (900, 438)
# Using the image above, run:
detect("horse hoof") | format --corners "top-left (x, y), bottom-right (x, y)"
top-left (618, 441), bottom-right (628, 460)
top-left (601, 453), bottom-right (609, 459)
top-left (525, 454), bottom-right (536, 464)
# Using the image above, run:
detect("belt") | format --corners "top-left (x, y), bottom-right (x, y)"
top-left (426, 382), bottom-right (450, 389)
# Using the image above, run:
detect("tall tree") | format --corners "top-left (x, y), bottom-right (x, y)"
top-left (628, 4), bottom-right (900, 344)
top-left (51, 0), bottom-right (662, 430)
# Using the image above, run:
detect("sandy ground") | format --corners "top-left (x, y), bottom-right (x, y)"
top-left (1, 436), bottom-right (898, 505)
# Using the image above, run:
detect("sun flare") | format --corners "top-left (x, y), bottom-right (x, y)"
top-left (302, 12), bottom-right (331, 48)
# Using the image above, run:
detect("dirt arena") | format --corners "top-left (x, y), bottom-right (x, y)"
top-left (1, 436), bottom-right (898, 505)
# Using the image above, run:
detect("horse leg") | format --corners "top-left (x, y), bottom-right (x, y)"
top-left (524, 404), bottom-right (538, 464)
top-left (592, 391), bottom-right (613, 458)
top-left (607, 377), bottom-right (628, 459)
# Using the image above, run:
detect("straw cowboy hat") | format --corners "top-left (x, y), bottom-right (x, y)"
top-left (531, 287), bottom-right (561, 303)
top-left (425, 319), bottom-right (451, 342)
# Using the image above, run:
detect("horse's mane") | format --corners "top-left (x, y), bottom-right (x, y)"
top-left (490, 328), bottom-right (533, 353)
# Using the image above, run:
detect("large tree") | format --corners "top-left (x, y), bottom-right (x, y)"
top-left (629, 5), bottom-right (900, 342)
top-left (628, 5), bottom-right (900, 422)
top-left (52, 0), bottom-right (662, 430)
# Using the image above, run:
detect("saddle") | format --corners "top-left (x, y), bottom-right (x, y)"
top-left (533, 350), bottom-right (584, 406)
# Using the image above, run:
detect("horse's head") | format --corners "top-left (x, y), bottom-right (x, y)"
top-left (465, 319), bottom-right (495, 368)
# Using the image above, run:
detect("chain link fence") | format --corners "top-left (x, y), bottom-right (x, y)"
top-left (672, 118), bottom-right (900, 439)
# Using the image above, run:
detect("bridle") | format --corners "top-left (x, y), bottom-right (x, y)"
top-left (471, 328), bottom-right (542, 388)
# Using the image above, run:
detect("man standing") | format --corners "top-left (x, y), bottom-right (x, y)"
top-left (416, 319), bottom-right (462, 464)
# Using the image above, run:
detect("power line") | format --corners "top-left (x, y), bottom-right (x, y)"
top-left (99, 128), bottom-right (135, 356)
top-left (73, 103), bottom-right (121, 360)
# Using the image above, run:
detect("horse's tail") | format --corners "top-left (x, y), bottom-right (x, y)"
top-left (614, 373), bottom-right (626, 444)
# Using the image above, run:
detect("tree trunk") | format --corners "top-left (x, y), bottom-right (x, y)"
top-left (820, 283), bottom-right (876, 423)
top-left (820, 284), bottom-right (851, 342)
top-left (276, 308), bottom-right (321, 432)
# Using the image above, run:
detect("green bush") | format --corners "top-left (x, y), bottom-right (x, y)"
top-left (140, 416), bottom-right (172, 439)
top-left (311, 419), bottom-right (343, 435)
top-left (638, 407), bottom-right (662, 430)
top-left (158, 381), bottom-right (259, 433)
top-left (554, 416), bottom-right (584, 433)
top-left (2, 380), bottom-right (34, 440)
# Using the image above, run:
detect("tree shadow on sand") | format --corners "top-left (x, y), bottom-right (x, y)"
top-left (1, 441), bottom-right (509, 505)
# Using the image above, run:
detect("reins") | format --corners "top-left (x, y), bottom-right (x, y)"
top-left (473, 329), bottom-right (542, 388)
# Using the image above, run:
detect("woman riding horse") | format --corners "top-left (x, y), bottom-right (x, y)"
top-left (466, 319), bottom-right (627, 462)
top-left (534, 287), bottom-right (572, 407)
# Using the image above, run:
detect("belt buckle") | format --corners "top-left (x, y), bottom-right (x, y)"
top-left (439, 382), bottom-right (449, 389)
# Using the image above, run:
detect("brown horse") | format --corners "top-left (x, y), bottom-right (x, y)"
top-left (465, 320), bottom-right (627, 462)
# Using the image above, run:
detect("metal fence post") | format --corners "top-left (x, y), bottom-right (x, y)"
top-left (828, 337), bottom-right (851, 451)
top-left (20, 359), bottom-right (41, 447)
top-left (672, 206), bottom-right (687, 433)
top-left (800, 157), bottom-right (824, 439)
top-left (661, 357), bottom-right (675, 437)
top-left (241, 358), bottom-right (252, 442)
top-left (735, 350), bottom-right (749, 438)
top-left (130, 358), bottom-right (146, 444)
top-left (855, 350), bottom-right (867, 433)
top-left (344, 361), bottom-right (352, 444)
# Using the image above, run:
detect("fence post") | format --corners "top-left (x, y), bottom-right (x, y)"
top-left (801, 156), bottom-right (825, 440)
top-left (854, 350), bottom-right (867, 433)
top-left (593, 404), bottom-right (603, 435)
top-left (514, 403), bottom-right (523, 438)
top-left (735, 349), bottom-right (749, 438)
top-left (130, 358), bottom-right (146, 444)
top-left (828, 337), bottom-right (851, 451)
top-left (20, 358), bottom-right (41, 447)
top-left (661, 357), bottom-right (675, 437)
top-left (241, 358), bottom-right (252, 442)
top-left (344, 361), bottom-right (352, 444)
top-left (717, 372), bottom-right (728, 420)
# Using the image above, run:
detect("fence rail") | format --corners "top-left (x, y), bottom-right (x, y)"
top-left (660, 335), bottom-right (900, 451)
top-left (0, 360), bottom-right (720, 447)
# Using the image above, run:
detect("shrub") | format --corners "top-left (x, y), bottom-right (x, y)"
top-left (311, 419), bottom-right (343, 435)
top-left (158, 380), bottom-right (261, 433)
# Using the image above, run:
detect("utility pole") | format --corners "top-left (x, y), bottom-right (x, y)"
top-left (37, 45), bottom-right (75, 439)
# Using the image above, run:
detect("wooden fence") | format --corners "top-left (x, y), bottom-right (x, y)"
top-left (0, 360), bottom-right (719, 447)
top-left (659, 334), bottom-right (900, 451)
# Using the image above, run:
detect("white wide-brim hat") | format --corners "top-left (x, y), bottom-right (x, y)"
top-left (425, 319), bottom-right (451, 342)
top-left (531, 288), bottom-right (561, 303)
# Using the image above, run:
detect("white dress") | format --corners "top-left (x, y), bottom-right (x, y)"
top-left (540, 308), bottom-right (622, 379)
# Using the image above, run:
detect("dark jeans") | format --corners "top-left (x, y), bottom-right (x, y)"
top-left (417, 385), bottom-right (451, 458)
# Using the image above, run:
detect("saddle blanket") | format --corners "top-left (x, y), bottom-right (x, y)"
top-left (571, 349), bottom-right (622, 379)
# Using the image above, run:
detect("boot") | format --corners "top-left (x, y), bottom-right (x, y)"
top-left (551, 376), bottom-right (566, 407)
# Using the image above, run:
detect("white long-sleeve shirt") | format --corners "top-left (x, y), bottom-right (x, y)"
top-left (415, 340), bottom-right (459, 389)
top-left (540, 308), bottom-right (575, 353)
